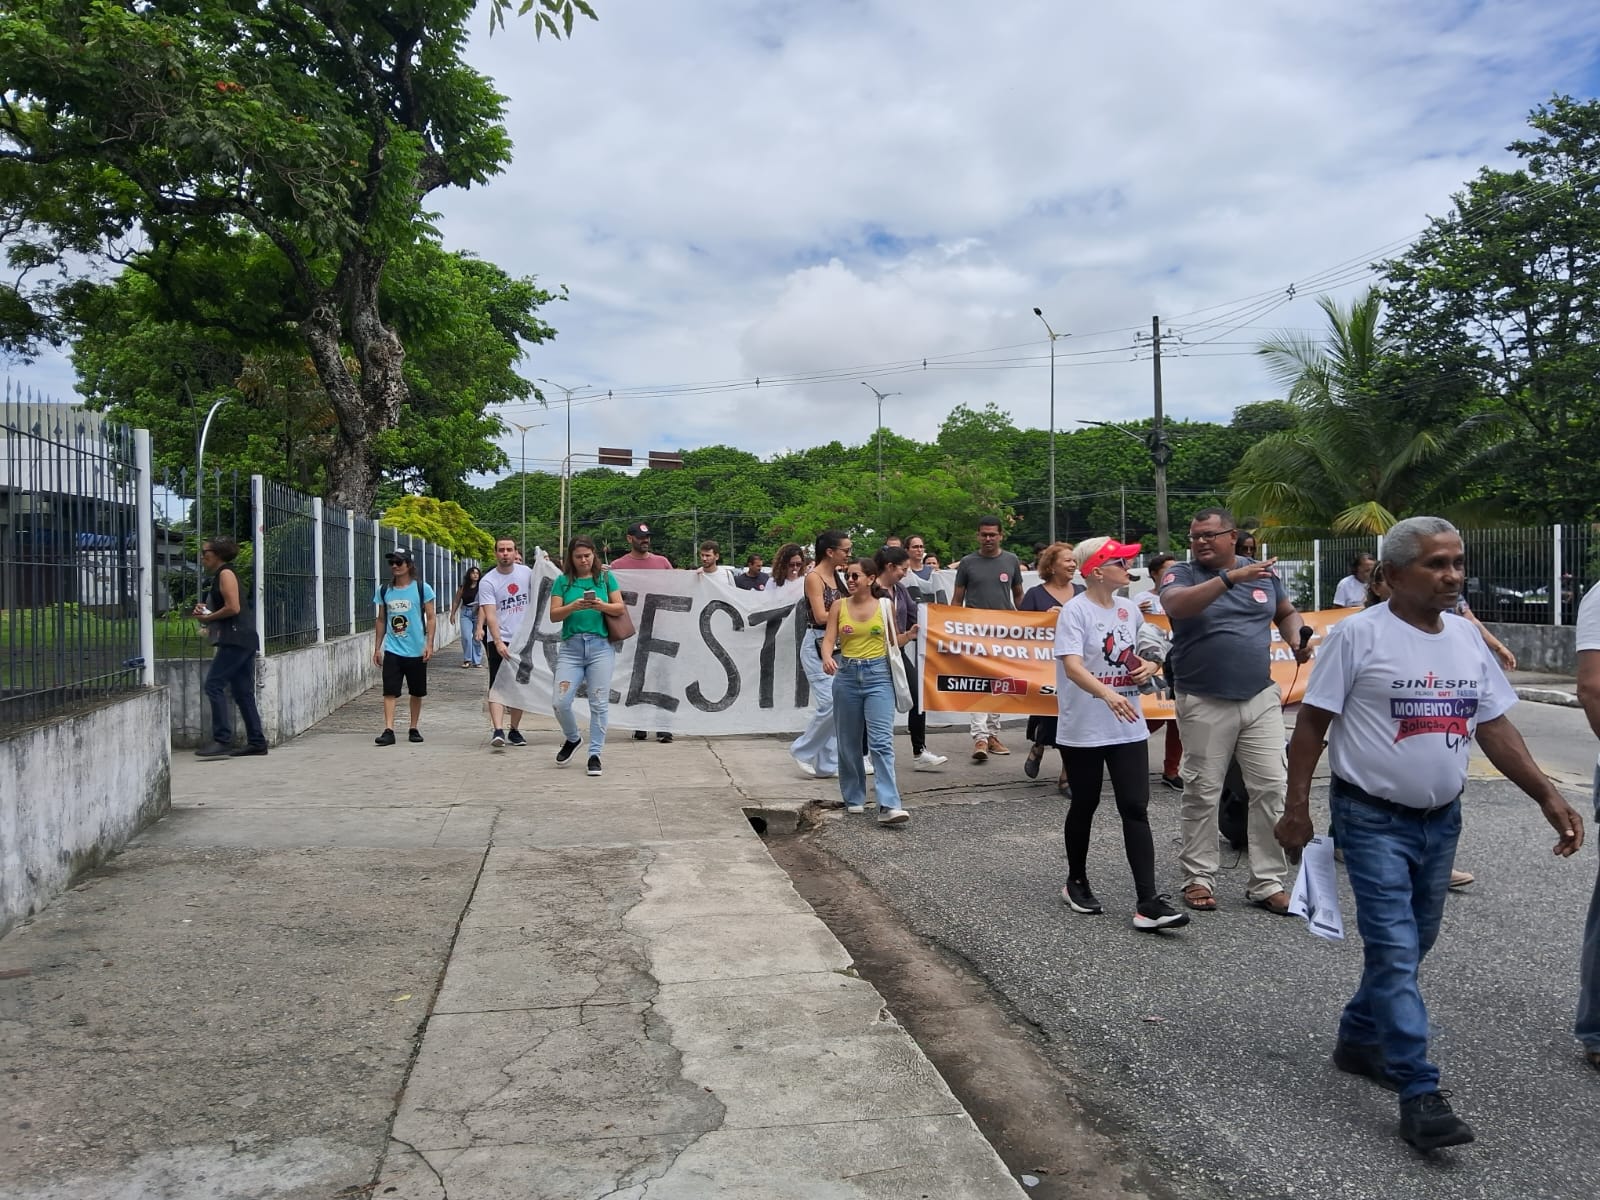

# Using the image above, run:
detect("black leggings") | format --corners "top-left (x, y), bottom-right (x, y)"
top-left (901, 650), bottom-right (926, 753)
top-left (1062, 740), bottom-right (1157, 902)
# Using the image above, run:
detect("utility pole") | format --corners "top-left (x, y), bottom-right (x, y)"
top-left (1033, 308), bottom-right (1067, 544)
top-left (1150, 316), bottom-right (1171, 553)
top-left (537, 378), bottom-right (592, 551)
top-left (1120, 484), bottom-right (1127, 543)
top-left (860, 382), bottom-right (901, 516)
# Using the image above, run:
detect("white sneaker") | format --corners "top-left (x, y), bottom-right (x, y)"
top-left (864, 756), bottom-right (875, 776)
top-left (878, 807), bottom-right (910, 826)
top-left (795, 757), bottom-right (817, 778)
top-left (845, 803), bottom-right (866, 814)
top-left (913, 749), bottom-right (947, 769)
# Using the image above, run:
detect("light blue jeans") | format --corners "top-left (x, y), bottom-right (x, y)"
top-left (790, 633), bottom-right (838, 776)
top-left (458, 608), bottom-right (483, 665)
top-left (833, 656), bottom-right (902, 812)
top-left (1576, 767), bottom-right (1600, 1051)
top-left (553, 633), bottom-right (614, 757)
top-left (1331, 778), bottom-right (1460, 1100)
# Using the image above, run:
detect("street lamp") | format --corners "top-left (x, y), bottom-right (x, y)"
top-left (1033, 308), bottom-right (1067, 544)
top-left (1077, 419), bottom-right (1173, 552)
top-left (537, 378), bottom-right (593, 551)
top-left (860, 382), bottom-right (901, 514)
top-left (195, 395), bottom-right (232, 587)
top-left (509, 421), bottom-right (546, 553)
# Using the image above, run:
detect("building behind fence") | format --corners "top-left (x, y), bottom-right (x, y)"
top-left (4, 391), bottom-right (468, 731)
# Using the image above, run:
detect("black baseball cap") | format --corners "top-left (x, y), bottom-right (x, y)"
top-left (627, 522), bottom-right (653, 537)
top-left (386, 549), bottom-right (413, 565)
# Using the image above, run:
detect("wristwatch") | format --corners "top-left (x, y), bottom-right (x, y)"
top-left (1220, 569), bottom-right (1235, 590)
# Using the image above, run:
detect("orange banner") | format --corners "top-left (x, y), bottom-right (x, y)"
top-left (918, 603), bottom-right (1362, 717)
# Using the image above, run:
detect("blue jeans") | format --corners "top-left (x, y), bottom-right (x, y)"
top-left (790, 633), bottom-right (838, 776)
top-left (1576, 766), bottom-right (1600, 1051)
top-left (833, 657), bottom-right (902, 811)
top-left (1330, 777), bottom-right (1461, 1100)
top-left (205, 643), bottom-right (265, 747)
top-left (458, 609), bottom-right (482, 665)
top-left (553, 633), bottom-right (614, 757)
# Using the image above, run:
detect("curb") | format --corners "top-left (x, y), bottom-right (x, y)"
top-left (1515, 686), bottom-right (1581, 708)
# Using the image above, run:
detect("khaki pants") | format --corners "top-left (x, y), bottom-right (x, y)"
top-left (969, 711), bottom-right (1002, 741)
top-left (1176, 684), bottom-right (1290, 900)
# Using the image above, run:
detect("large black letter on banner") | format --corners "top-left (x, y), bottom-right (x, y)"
top-left (687, 600), bottom-right (742, 712)
top-left (626, 591), bottom-right (690, 712)
top-left (514, 576), bottom-right (564, 684)
top-left (746, 601), bottom-right (799, 709)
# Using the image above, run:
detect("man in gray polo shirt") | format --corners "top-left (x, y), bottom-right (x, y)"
top-left (953, 514), bottom-right (1024, 763)
top-left (1159, 507), bottom-right (1311, 914)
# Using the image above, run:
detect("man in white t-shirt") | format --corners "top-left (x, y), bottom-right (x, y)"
top-left (477, 536), bottom-right (537, 749)
top-left (1573, 580), bottom-right (1600, 1071)
top-left (1277, 516), bottom-right (1583, 1152)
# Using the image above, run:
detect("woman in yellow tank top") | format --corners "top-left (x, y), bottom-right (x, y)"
top-left (822, 558), bottom-right (908, 824)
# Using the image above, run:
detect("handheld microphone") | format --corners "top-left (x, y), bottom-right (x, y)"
top-left (1298, 626), bottom-right (1313, 651)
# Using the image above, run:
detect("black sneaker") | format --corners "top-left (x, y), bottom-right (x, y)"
top-left (1134, 895), bottom-right (1191, 930)
top-left (490, 728), bottom-right (505, 749)
top-left (507, 729), bottom-right (528, 747)
top-left (195, 741), bottom-right (231, 758)
top-left (374, 729), bottom-right (396, 747)
top-left (228, 744), bottom-right (268, 757)
top-left (1161, 773), bottom-right (1183, 791)
top-left (656, 732), bottom-right (673, 744)
top-left (634, 730), bottom-right (648, 741)
top-left (1061, 878), bottom-right (1103, 915)
top-left (1398, 1091), bottom-right (1474, 1151)
top-left (556, 738), bottom-right (581, 764)
top-left (587, 755), bottom-right (603, 777)
top-left (1332, 1041), bottom-right (1398, 1092)
top-left (408, 728), bottom-right (424, 743)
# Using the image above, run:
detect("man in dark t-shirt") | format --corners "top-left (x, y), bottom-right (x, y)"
top-left (952, 515), bottom-right (1024, 763)
top-left (1159, 507), bottom-right (1311, 915)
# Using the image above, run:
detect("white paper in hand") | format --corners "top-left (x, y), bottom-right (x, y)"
top-left (1288, 836), bottom-right (1344, 941)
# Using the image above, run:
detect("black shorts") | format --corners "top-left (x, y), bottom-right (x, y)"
top-left (382, 652), bottom-right (428, 697)
top-left (484, 638), bottom-right (503, 687)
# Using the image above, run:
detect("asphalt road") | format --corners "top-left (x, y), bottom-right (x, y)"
top-left (817, 702), bottom-right (1600, 1200)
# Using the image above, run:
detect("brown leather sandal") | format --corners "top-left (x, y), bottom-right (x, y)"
top-left (1182, 884), bottom-right (1218, 911)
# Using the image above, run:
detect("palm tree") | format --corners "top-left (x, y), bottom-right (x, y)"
top-left (1227, 288), bottom-right (1508, 536)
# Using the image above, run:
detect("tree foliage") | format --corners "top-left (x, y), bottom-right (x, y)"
top-left (381, 495), bottom-right (495, 560)
top-left (0, 0), bottom-right (592, 509)
top-left (1380, 95), bottom-right (1600, 522)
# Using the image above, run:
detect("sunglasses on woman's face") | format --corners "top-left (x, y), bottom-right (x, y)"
top-left (846, 572), bottom-right (868, 581)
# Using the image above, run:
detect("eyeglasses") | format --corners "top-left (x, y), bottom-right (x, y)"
top-left (846, 572), bottom-right (868, 580)
top-left (1188, 528), bottom-right (1236, 544)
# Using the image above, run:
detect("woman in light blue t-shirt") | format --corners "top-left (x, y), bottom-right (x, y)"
top-left (548, 535), bottom-right (626, 777)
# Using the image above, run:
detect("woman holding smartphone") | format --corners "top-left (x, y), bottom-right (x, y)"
top-left (549, 535), bottom-right (626, 777)
top-left (822, 557), bottom-right (909, 824)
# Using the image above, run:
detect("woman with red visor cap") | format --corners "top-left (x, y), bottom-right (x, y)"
top-left (1053, 536), bottom-right (1189, 931)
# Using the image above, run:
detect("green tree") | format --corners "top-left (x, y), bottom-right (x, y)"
top-left (0, 0), bottom-right (592, 509)
top-left (1380, 95), bottom-right (1600, 522)
top-left (380, 495), bottom-right (494, 560)
top-left (1227, 289), bottom-right (1509, 535)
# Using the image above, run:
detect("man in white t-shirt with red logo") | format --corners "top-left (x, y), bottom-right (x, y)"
top-left (1277, 516), bottom-right (1583, 1153)
top-left (477, 536), bottom-right (536, 749)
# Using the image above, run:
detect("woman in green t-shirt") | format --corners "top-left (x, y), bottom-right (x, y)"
top-left (548, 535), bottom-right (626, 776)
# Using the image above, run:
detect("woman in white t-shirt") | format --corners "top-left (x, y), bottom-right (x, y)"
top-left (1054, 537), bottom-right (1188, 931)
top-left (1334, 553), bottom-right (1376, 608)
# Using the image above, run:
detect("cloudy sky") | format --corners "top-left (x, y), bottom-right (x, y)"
top-left (18, 0), bottom-right (1600, 485)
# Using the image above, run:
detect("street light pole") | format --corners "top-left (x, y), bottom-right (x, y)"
top-left (1032, 308), bottom-right (1067, 544)
top-left (537, 379), bottom-right (591, 552)
top-left (860, 382), bottom-right (901, 515)
top-left (195, 396), bottom-right (232, 587)
top-left (509, 421), bottom-right (544, 553)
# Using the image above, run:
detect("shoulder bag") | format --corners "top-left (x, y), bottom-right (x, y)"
top-left (879, 596), bottom-right (913, 713)
top-left (601, 573), bottom-right (636, 646)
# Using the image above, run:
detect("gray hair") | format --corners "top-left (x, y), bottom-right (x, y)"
top-left (1381, 517), bottom-right (1458, 570)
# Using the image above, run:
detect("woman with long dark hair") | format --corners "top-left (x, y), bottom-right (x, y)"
top-left (823, 557), bottom-right (909, 824)
top-left (549, 535), bottom-right (626, 777)
top-left (791, 529), bottom-right (853, 777)
top-left (451, 566), bottom-right (484, 668)
top-left (1021, 542), bottom-right (1081, 793)
top-left (769, 542), bottom-right (807, 594)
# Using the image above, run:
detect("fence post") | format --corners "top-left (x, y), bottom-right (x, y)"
top-left (312, 497), bottom-right (327, 642)
top-left (347, 509), bottom-right (356, 633)
top-left (134, 428), bottom-right (156, 687)
top-left (251, 475), bottom-right (266, 655)
top-left (1312, 539), bottom-right (1321, 611)
top-left (1553, 524), bottom-right (1563, 627)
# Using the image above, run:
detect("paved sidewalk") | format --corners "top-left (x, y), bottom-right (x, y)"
top-left (2, 664), bottom-right (1028, 1199)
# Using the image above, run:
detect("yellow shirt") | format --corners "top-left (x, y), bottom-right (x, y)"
top-left (838, 601), bottom-right (889, 660)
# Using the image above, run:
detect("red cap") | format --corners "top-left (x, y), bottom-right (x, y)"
top-left (1080, 539), bottom-right (1143, 576)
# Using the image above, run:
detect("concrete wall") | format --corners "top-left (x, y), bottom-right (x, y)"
top-left (162, 623), bottom-right (460, 748)
top-left (0, 688), bottom-right (171, 937)
top-left (1484, 621), bottom-right (1576, 675)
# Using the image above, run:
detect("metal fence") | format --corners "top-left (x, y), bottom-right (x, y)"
top-left (323, 505), bottom-right (352, 638)
top-left (1259, 525), bottom-right (1597, 623)
top-left (1, 386), bottom-right (152, 728)
top-left (260, 479), bottom-right (318, 653)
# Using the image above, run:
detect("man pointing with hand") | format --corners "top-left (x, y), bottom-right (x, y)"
top-left (1276, 516), bottom-right (1582, 1152)
top-left (1159, 507), bottom-right (1312, 915)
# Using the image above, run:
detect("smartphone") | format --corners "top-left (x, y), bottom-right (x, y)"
top-left (582, 588), bottom-right (596, 602)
